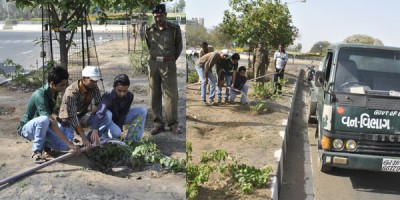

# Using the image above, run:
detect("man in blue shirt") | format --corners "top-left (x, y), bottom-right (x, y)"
top-left (91, 74), bottom-right (147, 143)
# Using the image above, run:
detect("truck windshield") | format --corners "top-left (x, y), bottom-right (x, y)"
top-left (334, 47), bottom-right (400, 96)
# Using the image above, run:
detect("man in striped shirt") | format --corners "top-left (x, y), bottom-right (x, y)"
top-left (58, 66), bottom-right (112, 147)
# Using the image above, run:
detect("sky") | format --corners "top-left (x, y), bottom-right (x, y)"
top-left (186, 0), bottom-right (400, 52)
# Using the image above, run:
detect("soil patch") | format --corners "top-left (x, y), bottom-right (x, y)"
top-left (186, 63), bottom-right (300, 199)
top-left (0, 36), bottom-right (186, 199)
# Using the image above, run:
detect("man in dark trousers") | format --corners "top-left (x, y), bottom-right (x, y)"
top-left (273, 44), bottom-right (288, 94)
top-left (217, 53), bottom-right (240, 103)
top-left (145, 4), bottom-right (183, 135)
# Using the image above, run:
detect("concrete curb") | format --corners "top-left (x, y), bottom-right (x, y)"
top-left (271, 69), bottom-right (302, 200)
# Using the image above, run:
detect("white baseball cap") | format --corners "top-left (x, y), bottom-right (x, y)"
top-left (82, 66), bottom-right (101, 81)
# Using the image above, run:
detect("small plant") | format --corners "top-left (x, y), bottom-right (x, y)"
top-left (186, 141), bottom-right (273, 200)
top-left (17, 181), bottom-right (27, 188)
top-left (129, 41), bottom-right (149, 75)
top-left (86, 119), bottom-right (185, 174)
top-left (251, 78), bottom-right (288, 100)
top-left (0, 59), bottom-right (54, 87)
top-left (250, 101), bottom-right (270, 114)
top-left (187, 69), bottom-right (199, 84)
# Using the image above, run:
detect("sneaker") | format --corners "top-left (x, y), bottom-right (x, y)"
top-left (209, 99), bottom-right (217, 106)
top-left (150, 126), bottom-right (165, 135)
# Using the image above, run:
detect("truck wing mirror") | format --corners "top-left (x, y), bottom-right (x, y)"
top-left (315, 71), bottom-right (325, 87)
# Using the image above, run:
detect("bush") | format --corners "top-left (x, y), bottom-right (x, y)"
top-left (129, 42), bottom-right (149, 75)
top-left (187, 69), bottom-right (199, 84)
top-left (251, 78), bottom-right (288, 100)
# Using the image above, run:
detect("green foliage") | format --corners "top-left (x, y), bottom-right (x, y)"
top-left (222, 0), bottom-right (298, 49)
top-left (249, 101), bottom-right (270, 113)
top-left (343, 34), bottom-right (384, 46)
top-left (309, 41), bottom-right (331, 54)
top-left (186, 141), bottom-right (273, 200)
top-left (251, 78), bottom-right (288, 100)
top-left (0, 59), bottom-right (54, 87)
top-left (229, 164), bottom-right (273, 194)
top-left (187, 69), bottom-right (199, 84)
top-left (87, 139), bottom-right (185, 174)
top-left (129, 41), bottom-right (149, 75)
top-left (186, 23), bottom-right (208, 47)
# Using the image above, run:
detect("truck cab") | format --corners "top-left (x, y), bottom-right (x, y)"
top-left (310, 43), bottom-right (400, 172)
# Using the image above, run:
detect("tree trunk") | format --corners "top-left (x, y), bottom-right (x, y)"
top-left (59, 31), bottom-right (68, 71)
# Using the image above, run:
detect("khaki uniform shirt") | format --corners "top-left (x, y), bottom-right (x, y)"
top-left (145, 21), bottom-right (183, 60)
top-left (253, 48), bottom-right (269, 64)
top-left (195, 52), bottom-right (222, 70)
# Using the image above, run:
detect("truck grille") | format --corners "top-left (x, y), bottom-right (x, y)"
top-left (357, 140), bottom-right (400, 156)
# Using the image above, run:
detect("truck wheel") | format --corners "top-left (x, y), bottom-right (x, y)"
top-left (307, 101), bottom-right (317, 124)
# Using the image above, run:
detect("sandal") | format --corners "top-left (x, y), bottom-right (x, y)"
top-left (31, 152), bottom-right (46, 164)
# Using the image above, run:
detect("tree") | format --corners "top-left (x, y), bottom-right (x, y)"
top-left (343, 34), bottom-right (384, 46)
top-left (186, 22), bottom-right (208, 48)
top-left (221, 0), bottom-right (298, 50)
top-left (287, 43), bottom-right (302, 52)
top-left (206, 24), bottom-right (232, 49)
top-left (176, 0), bottom-right (185, 13)
top-left (10, 0), bottom-right (165, 70)
top-left (309, 41), bottom-right (330, 54)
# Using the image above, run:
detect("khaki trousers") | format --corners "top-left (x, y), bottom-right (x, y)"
top-left (148, 60), bottom-right (179, 128)
top-left (254, 62), bottom-right (268, 82)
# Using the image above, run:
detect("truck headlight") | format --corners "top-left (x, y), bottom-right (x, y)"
top-left (346, 140), bottom-right (357, 151)
top-left (332, 139), bottom-right (344, 150)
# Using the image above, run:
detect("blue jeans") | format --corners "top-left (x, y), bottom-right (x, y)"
top-left (230, 84), bottom-right (249, 104)
top-left (195, 65), bottom-right (216, 102)
top-left (47, 111), bottom-right (113, 149)
top-left (217, 75), bottom-right (232, 100)
top-left (107, 107), bottom-right (148, 142)
top-left (21, 116), bottom-right (74, 152)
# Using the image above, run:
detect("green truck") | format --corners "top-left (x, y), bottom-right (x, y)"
top-left (309, 43), bottom-right (400, 172)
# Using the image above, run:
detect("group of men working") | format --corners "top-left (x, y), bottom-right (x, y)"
top-left (194, 41), bottom-right (289, 105)
top-left (17, 3), bottom-right (183, 164)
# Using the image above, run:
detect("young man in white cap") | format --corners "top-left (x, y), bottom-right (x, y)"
top-left (58, 66), bottom-right (112, 147)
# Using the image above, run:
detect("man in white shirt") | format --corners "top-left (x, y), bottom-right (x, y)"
top-left (273, 44), bottom-right (288, 94)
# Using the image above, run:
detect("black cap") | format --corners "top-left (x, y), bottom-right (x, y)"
top-left (152, 4), bottom-right (166, 14)
top-left (231, 53), bottom-right (240, 60)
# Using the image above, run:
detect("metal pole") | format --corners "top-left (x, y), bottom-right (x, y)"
top-left (0, 147), bottom-right (90, 186)
top-left (41, 5), bottom-right (45, 84)
top-left (85, 9), bottom-right (91, 65)
top-left (48, 4), bottom-right (53, 62)
top-left (81, 14), bottom-right (85, 68)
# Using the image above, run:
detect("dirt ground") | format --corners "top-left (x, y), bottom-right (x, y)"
top-left (186, 62), bottom-right (301, 199)
top-left (0, 37), bottom-right (186, 199)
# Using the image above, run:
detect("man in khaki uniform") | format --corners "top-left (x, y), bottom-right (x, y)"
top-left (145, 4), bottom-right (183, 135)
top-left (253, 41), bottom-right (269, 84)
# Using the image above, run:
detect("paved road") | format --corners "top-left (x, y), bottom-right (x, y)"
top-left (0, 31), bottom-right (125, 83)
top-left (281, 78), bottom-right (400, 200)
